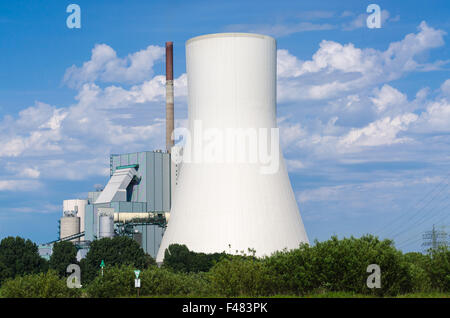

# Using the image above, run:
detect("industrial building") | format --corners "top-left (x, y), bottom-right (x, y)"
top-left (39, 33), bottom-right (309, 263)
top-left (38, 42), bottom-right (177, 260)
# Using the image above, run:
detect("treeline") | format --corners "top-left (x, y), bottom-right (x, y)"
top-left (0, 235), bottom-right (448, 297)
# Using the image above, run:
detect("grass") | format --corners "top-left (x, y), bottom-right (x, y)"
top-left (135, 292), bottom-right (450, 298)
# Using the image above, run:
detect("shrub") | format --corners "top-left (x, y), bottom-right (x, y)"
top-left (307, 235), bottom-right (412, 296)
top-left (86, 265), bottom-right (213, 297)
top-left (403, 252), bottom-right (433, 293)
top-left (163, 244), bottom-right (226, 273)
top-left (209, 255), bottom-right (274, 297)
top-left (264, 244), bottom-right (316, 295)
top-left (427, 246), bottom-right (450, 292)
top-left (0, 270), bottom-right (80, 298)
top-left (140, 267), bottom-right (213, 296)
top-left (81, 236), bottom-right (155, 283)
top-left (86, 265), bottom-right (135, 298)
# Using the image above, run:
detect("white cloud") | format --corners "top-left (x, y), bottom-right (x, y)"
top-left (440, 79), bottom-right (450, 96)
top-left (0, 180), bottom-right (42, 191)
top-left (414, 99), bottom-right (450, 133)
top-left (19, 168), bottom-right (40, 179)
top-left (63, 44), bottom-right (165, 87)
top-left (370, 85), bottom-right (408, 114)
top-left (277, 22), bottom-right (446, 102)
top-left (339, 113), bottom-right (418, 149)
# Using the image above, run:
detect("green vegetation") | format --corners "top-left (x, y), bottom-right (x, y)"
top-left (0, 235), bottom-right (448, 298)
top-left (0, 270), bottom-right (80, 298)
top-left (0, 236), bottom-right (48, 285)
top-left (49, 241), bottom-right (78, 277)
top-left (163, 244), bottom-right (227, 273)
top-left (79, 236), bottom-right (156, 283)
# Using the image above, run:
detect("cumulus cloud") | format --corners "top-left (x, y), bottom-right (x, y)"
top-left (0, 42), bottom-right (189, 186)
top-left (277, 22), bottom-right (446, 102)
top-left (63, 44), bottom-right (165, 88)
top-left (339, 113), bottom-right (418, 149)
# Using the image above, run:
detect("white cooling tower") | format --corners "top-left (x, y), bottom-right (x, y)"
top-left (156, 33), bottom-right (308, 262)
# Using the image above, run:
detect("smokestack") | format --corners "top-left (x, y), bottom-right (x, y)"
top-left (165, 42), bottom-right (174, 153)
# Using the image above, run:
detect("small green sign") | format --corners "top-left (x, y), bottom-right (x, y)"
top-left (100, 260), bottom-right (105, 268)
top-left (134, 270), bottom-right (141, 279)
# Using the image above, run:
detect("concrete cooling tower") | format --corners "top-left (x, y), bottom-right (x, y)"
top-left (156, 33), bottom-right (308, 262)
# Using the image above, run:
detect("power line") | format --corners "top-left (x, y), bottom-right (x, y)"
top-left (389, 194), bottom-right (450, 241)
top-left (382, 180), bottom-right (450, 239)
top-left (375, 172), bottom-right (450, 237)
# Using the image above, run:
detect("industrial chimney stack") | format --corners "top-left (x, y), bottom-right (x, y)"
top-left (165, 42), bottom-right (174, 153)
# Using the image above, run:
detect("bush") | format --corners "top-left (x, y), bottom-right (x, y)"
top-left (86, 265), bottom-right (135, 298)
top-left (403, 252), bottom-right (433, 293)
top-left (163, 244), bottom-right (226, 273)
top-left (307, 235), bottom-right (412, 296)
top-left (86, 265), bottom-right (213, 297)
top-left (81, 236), bottom-right (155, 283)
top-left (141, 267), bottom-right (213, 296)
top-left (0, 270), bottom-right (80, 298)
top-left (264, 244), bottom-right (316, 295)
top-left (209, 255), bottom-right (274, 297)
top-left (427, 246), bottom-right (450, 292)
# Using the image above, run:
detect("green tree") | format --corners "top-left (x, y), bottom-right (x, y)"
top-left (209, 255), bottom-right (274, 297)
top-left (85, 265), bottom-right (213, 298)
top-left (307, 235), bottom-right (412, 296)
top-left (81, 236), bottom-right (155, 283)
top-left (0, 270), bottom-right (80, 298)
top-left (85, 265), bottom-right (135, 298)
top-left (264, 244), bottom-right (316, 295)
top-left (403, 252), bottom-right (433, 292)
top-left (163, 244), bottom-right (227, 273)
top-left (426, 245), bottom-right (450, 292)
top-left (49, 241), bottom-right (78, 277)
top-left (0, 236), bottom-right (48, 285)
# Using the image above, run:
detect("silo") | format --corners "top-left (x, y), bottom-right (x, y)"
top-left (60, 216), bottom-right (80, 242)
top-left (156, 33), bottom-right (309, 263)
top-left (99, 214), bottom-right (115, 238)
top-left (63, 199), bottom-right (87, 234)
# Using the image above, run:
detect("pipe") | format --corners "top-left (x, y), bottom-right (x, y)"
top-left (165, 42), bottom-right (174, 153)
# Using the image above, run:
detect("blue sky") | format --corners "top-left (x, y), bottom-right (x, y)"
top-left (0, 0), bottom-right (449, 252)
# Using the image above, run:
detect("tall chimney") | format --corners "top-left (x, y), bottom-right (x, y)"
top-left (165, 42), bottom-right (174, 153)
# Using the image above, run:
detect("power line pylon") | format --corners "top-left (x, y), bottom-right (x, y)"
top-left (422, 224), bottom-right (448, 252)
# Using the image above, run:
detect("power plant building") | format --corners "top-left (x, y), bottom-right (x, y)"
top-left (40, 34), bottom-right (309, 263)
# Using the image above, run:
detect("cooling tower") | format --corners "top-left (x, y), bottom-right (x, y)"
top-left (156, 33), bottom-right (308, 262)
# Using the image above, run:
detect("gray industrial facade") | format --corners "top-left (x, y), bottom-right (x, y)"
top-left (84, 150), bottom-right (171, 258)
top-left (40, 150), bottom-right (172, 260)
